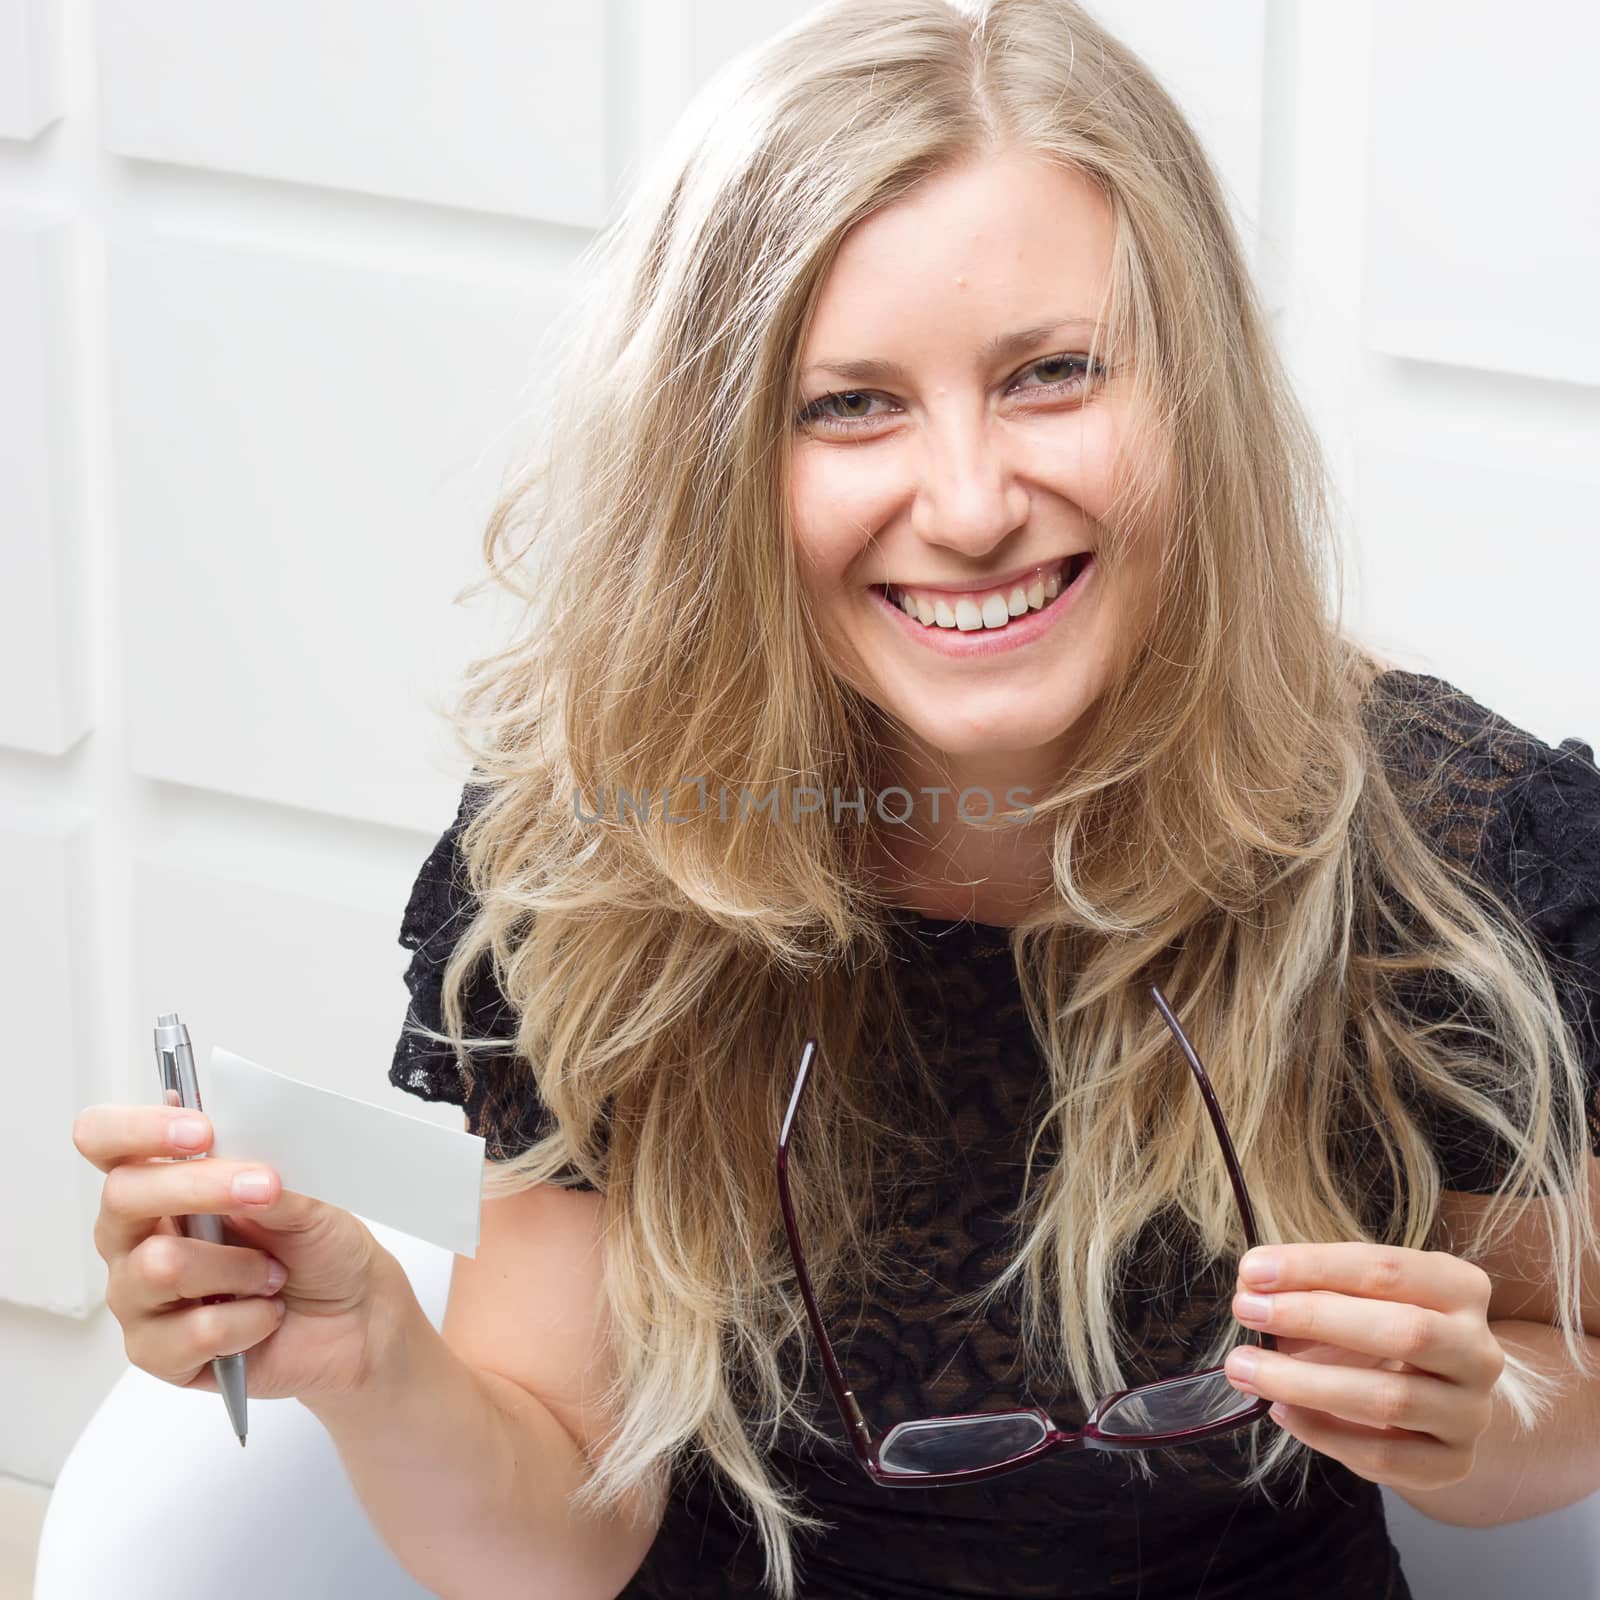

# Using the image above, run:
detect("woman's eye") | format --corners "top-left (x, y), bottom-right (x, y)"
top-left (1019, 354), bottom-right (1093, 389)
top-left (805, 390), bottom-right (883, 426)
top-left (795, 353), bottom-right (1105, 434)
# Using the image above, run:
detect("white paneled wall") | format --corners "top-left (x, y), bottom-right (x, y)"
top-left (1363, 2), bottom-right (1600, 388)
top-left (0, 0), bottom-right (64, 137)
top-left (4, 0), bottom-right (1596, 1506)
top-left (0, 213), bottom-right (89, 752)
top-left (107, 232), bottom-right (576, 826)
top-left (96, 2), bottom-right (612, 227)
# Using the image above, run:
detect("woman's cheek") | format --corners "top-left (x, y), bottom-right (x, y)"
top-left (789, 458), bottom-right (842, 566)
top-left (789, 467), bottom-right (892, 579)
top-left (1032, 405), bottom-right (1125, 522)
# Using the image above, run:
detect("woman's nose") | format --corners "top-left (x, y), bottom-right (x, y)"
top-left (907, 429), bottom-right (1030, 557)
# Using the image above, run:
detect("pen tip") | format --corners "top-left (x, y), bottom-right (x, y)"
top-left (239, 1435), bottom-right (247, 1448)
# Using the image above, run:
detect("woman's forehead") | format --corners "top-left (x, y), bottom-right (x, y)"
top-left (800, 154), bottom-right (1115, 370)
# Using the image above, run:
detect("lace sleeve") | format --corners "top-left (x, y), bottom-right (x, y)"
top-left (1485, 736), bottom-right (1600, 1168)
top-left (388, 781), bottom-right (598, 1190)
top-left (1381, 679), bottom-right (1600, 1194)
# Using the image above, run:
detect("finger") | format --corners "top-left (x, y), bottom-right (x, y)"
top-left (1224, 1343), bottom-right (1465, 1439)
top-left (113, 1232), bottom-right (289, 1317)
top-left (1267, 1334), bottom-right (1419, 1371)
top-left (1231, 1289), bottom-right (1500, 1386)
top-left (73, 1104), bottom-right (216, 1175)
top-left (130, 1294), bottom-right (288, 1388)
top-left (1238, 1242), bottom-right (1491, 1318)
top-left (1267, 1402), bottom-right (1467, 1491)
top-left (93, 1157), bottom-right (282, 1262)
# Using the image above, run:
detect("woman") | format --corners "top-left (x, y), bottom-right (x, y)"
top-left (392, 0), bottom-right (1600, 1586)
top-left (81, 2), bottom-right (1600, 1596)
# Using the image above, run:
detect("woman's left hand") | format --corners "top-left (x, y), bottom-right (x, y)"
top-left (1224, 1242), bottom-right (1508, 1490)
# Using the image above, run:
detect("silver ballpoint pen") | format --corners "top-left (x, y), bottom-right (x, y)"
top-left (154, 1012), bottom-right (249, 1446)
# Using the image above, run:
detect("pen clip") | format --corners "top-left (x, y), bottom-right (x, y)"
top-left (153, 1012), bottom-right (203, 1112)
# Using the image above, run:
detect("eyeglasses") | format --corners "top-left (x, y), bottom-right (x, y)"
top-left (776, 982), bottom-right (1278, 1487)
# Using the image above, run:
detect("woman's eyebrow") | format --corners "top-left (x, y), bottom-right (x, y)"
top-left (803, 316), bottom-right (1104, 385)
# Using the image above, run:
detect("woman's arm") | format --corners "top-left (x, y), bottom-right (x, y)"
top-left (1395, 1170), bottom-right (1600, 1526)
top-left (302, 1248), bottom-right (664, 1600)
top-left (1390, 1317), bottom-right (1600, 1527)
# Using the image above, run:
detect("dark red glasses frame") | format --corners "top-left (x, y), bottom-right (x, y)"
top-left (776, 982), bottom-right (1279, 1487)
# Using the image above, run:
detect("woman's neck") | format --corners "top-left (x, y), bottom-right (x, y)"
top-left (873, 807), bottom-right (1059, 925)
top-left (867, 718), bottom-right (1091, 926)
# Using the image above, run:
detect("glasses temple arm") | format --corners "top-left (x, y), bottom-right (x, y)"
top-left (1148, 984), bottom-right (1265, 1252)
top-left (777, 1039), bottom-right (878, 1466)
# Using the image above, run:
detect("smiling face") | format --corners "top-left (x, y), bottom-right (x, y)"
top-left (788, 149), bottom-right (1164, 788)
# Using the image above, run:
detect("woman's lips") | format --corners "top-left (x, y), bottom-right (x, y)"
top-left (885, 552), bottom-right (1077, 607)
top-left (870, 552), bottom-right (1095, 658)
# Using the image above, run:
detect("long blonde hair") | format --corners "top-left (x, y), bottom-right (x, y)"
top-left (418, 2), bottom-right (1600, 1593)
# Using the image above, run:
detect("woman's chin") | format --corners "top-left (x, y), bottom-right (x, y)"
top-left (881, 698), bottom-right (1084, 761)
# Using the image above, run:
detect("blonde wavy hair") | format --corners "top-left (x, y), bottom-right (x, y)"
top-left (416, 2), bottom-right (1600, 1593)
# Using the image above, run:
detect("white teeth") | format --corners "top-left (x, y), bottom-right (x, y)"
top-left (886, 556), bottom-right (1083, 633)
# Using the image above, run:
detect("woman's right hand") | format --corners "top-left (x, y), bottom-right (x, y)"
top-left (74, 1102), bottom-right (405, 1403)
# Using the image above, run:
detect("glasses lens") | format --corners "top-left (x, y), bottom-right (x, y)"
top-left (878, 1410), bottom-right (1049, 1476)
top-left (1096, 1366), bottom-right (1259, 1437)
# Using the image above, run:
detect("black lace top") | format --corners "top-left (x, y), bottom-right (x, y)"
top-left (388, 668), bottom-right (1600, 1600)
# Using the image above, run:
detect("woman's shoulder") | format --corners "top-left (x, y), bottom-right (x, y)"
top-left (396, 782), bottom-right (484, 970)
top-left (389, 779), bottom-right (517, 1100)
top-left (388, 779), bottom-right (602, 1189)
top-left (1364, 666), bottom-right (1600, 888)
top-left (1364, 667), bottom-right (1600, 1186)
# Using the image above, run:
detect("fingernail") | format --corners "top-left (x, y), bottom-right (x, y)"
top-left (1227, 1346), bottom-right (1259, 1383)
top-left (264, 1258), bottom-right (288, 1292)
top-left (1240, 1250), bottom-right (1280, 1286)
top-left (171, 1118), bottom-right (209, 1149)
top-left (1234, 1292), bottom-right (1272, 1323)
top-left (232, 1171), bottom-right (272, 1203)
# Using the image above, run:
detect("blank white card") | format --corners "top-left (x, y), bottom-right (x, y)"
top-left (201, 1045), bottom-right (484, 1258)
